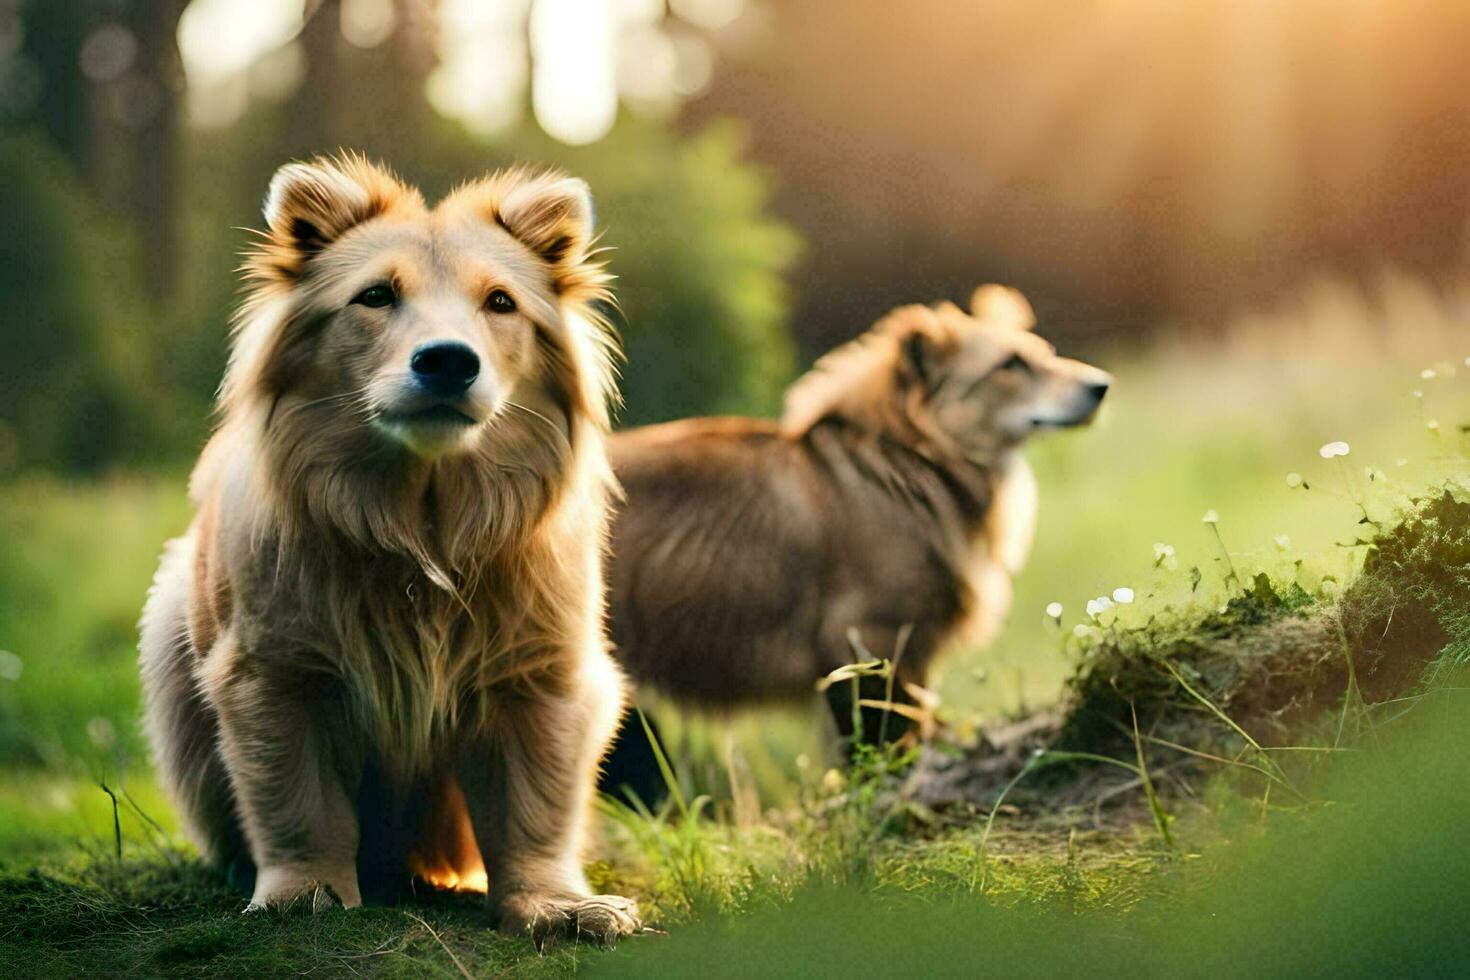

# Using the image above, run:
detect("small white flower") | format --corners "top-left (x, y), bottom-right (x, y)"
top-left (1412, 389), bottom-right (1424, 399)
top-left (1274, 534), bottom-right (1291, 551)
top-left (821, 768), bottom-right (846, 794)
top-left (1421, 368), bottom-right (1437, 380)
top-left (1045, 601), bottom-right (1064, 619)
top-left (1427, 418), bottom-right (1440, 432)
top-left (1112, 587), bottom-right (1135, 604)
top-left (1285, 472), bottom-right (1303, 488)
top-left (1319, 441), bottom-right (1350, 459)
top-left (1152, 542), bottom-right (1178, 570)
top-left (1201, 509), bottom-right (1219, 524)
top-left (1072, 624), bottom-right (1096, 639)
top-left (1085, 596), bottom-right (1112, 618)
top-left (1464, 356), bottom-right (1470, 368)
top-left (0, 650), bottom-right (20, 681)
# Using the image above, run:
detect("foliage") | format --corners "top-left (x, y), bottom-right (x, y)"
top-left (1369, 489), bottom-right (1470, 680)
top-left (1061, 486), bottom-right (1470, 761)
top-left (591, 121), bottom-right (802, 425)
top-left (595, 688), bottom-right (1470, 977)
top-left (0, 131), bottom-right (167, 473)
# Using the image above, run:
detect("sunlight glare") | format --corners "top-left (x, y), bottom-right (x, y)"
top-left (530, 0), bottom-right (618, 145)
top-left (177, 0), bottom-right (303, 127)
top-left (177, 0), bottom-right (304, 85)
top-left (669, 0), bottom-right (745, 31)
top-left (614, 0), bottom-right (665, 25)
top-left (340, 0), bottom-right (397, 49)
top-left (616, 22), bottom-right (677, 108)
top-left (428, 0), bottom-right (530, 136)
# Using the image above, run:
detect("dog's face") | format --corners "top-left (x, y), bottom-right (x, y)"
top-left (912, 285), bottom-right (1112, 457)
top-left (234, 157), bottom-right (607, 461)
top-left (313, 213), bottom-right (544, 458)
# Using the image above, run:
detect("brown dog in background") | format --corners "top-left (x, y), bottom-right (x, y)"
top-left (138, 155), bottom-right (639, 944)
top-left (602, 286), bottom-right (1110, 798)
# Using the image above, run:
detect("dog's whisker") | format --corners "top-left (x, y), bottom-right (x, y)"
top-left (287, 391), bottom-right (372, 415)
top-left (503, 401), bottom-right (572, 450)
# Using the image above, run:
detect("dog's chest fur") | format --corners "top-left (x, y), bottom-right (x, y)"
top-left (236, 541), bottom-right (574, 775)
top-left (953, 453), bottom-right (1038, 649)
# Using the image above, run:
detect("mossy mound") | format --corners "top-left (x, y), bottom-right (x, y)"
top-left (905, 486), bottom-right (1470, 812)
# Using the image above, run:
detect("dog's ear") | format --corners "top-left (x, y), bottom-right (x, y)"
top-left (259, 156), bottom-right (408, 276)
top-left (970, 284), bottom-right (1036, 331)
top-left (497, 175), bottom-right (597, 288)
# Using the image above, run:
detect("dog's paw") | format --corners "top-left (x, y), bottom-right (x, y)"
top-left (568, 894), bottom-right (642, 945)
top-left (246, 864), bottom-right (361, 913)
top-left (498, 892), bottom-right (642, 949)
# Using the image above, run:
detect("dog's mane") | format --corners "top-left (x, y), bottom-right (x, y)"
top-left (780, 302), bottom-right (969, 446)
top-left (777, 301), bottom-right (1012, 637)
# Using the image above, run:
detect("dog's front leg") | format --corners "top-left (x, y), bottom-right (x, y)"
top-left (209, 663), bottom-right (362, 910)
top-left (459, 663), bottom-right (640, 946)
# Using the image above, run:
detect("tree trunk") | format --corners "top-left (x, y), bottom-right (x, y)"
top-left (127, 0), bottom-right (187, 303)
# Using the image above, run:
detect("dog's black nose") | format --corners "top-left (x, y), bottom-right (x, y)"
top-left (410, 341), bottom-right (479, 397)
top-left (1085, 380), bottom-right (1110, 402)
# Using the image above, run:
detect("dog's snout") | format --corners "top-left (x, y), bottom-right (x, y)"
top-left (410, 341), bottom-right (479, 397)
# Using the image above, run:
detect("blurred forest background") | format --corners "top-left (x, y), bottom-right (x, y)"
top-left (2, 0), bottom-right (1469, 796)
top-left (7, 0), bottom-right (1470, 472)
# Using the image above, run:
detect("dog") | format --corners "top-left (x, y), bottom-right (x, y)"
top-left (602, 286), bottom-right (1110, 799)
top-left (138, 155), bottom-right (640, 944)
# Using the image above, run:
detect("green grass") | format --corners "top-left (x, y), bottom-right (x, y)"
top-left (0, 473), bottom-right (190, 770)
top-left (0, 854), bottom-right (583, 977)
top-left (1, 280), bottom-right (1468, 974)
top-left (0, 770), bottom-right (176, 860)
top-left (593, 685), bottom-right (1470, 977)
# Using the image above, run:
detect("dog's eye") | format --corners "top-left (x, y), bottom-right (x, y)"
top-left (352, 283), bottom-right (396, 309)
top-left (998, 353), bottom-right (1031, 374)
top-left (485, 289), bottom-right (517, 314)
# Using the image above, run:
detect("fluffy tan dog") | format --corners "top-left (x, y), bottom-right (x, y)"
top-left (608, 287), bottom-right (1110, 757)
top-left (139, 155), bottom-right (639, 944)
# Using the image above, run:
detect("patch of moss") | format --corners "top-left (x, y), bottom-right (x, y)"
top-left (1358, 490), bottom-right (1470, 679)
top-left (1063, 488), bottom-right (1469, 755)
top-left (901, 484), bottom-right (1470, 815)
